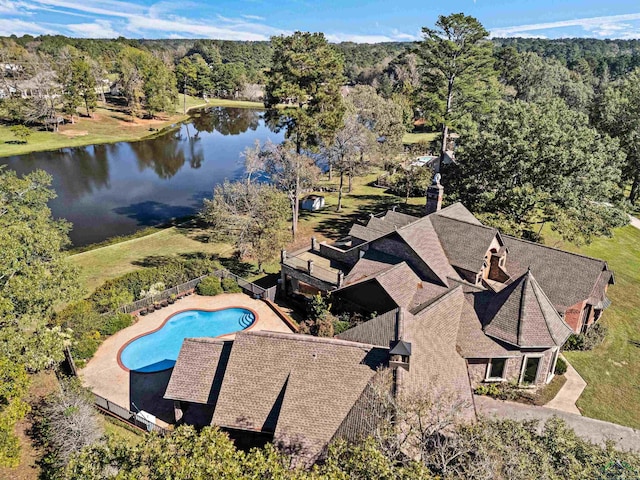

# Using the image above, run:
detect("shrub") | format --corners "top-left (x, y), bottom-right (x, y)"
top-left (221, 278), bottom-right (242, 293)
top-left (554, 357), bottom-right (568, 375)
top-left (196, 277), bottom-right (223, 296)
top-left (564, 322), bottom-right (608, 351)
top-left (72, 335), bottom-right (101, 360)
top-left (98, 313), bottom-right (133, 336)
top-left (54, 301), bottom-right (102, 337)
top-left (474, 382), bottom-right (521, 401)
top-left (307, 293), bottom-right (331, 321)
top-left (90, 285), bottom-right (134, 313)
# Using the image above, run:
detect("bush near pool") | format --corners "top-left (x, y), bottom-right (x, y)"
top-left (197, 276), bottom-right (223, 296)
top-left (221, 277), bottom-right (242, 293)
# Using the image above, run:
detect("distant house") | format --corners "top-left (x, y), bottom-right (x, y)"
top-left (301, 195), bottom-right (325, 212)
top-left (281, 181), bottom-right (613, 389)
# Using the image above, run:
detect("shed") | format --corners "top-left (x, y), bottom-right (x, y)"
top-left (301, 195), bottom-right (325, 211)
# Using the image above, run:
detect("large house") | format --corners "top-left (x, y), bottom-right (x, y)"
top-left (164, 179), bottom-right (613, 462)
top-left (280, 180), bottom-right (613, 387)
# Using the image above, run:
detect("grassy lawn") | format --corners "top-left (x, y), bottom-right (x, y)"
top-left (68, 172), bottom-right (417, 293)
top-left (69, 225), bottom-right (233, 293)
top-left (403, 131), bottom-right (438, 145)
top-left (0, 96), bottom-right (265, 158)
top-left (101, 415), bottom-right (144, 446)
top-left (544, 225), bottom-right (640, 428)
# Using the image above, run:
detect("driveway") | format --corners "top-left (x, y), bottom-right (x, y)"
top-left (475, 395), bottom-right (640, 452)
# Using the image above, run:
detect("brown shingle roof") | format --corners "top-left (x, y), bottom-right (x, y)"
top-left (211, 331), bottom-right (387, 460)
top-left (435, 202), bottom-right (483, 225)
top-left (502, 235), bottom-right (611, 311)
top-left (430, 215), bottom-right (500, 274)
top-left (164, 338), bottom-right (232, 405)
top-left (343, 250), bottom-right (402, 285)
top-left (395, 216), bottom-right (460, 286)
top-left (481, 271), bottom-right (573, 348)
top-left (339, 288), bottom-right (475, 417)
top-left (456, 294), bottom-right (520, 358)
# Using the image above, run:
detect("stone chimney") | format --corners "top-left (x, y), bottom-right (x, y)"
top-left (425, 173), bottom-right (443, 215)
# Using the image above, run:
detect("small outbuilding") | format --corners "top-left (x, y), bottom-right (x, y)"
top-left (301, 195), bottom-right (325, 211)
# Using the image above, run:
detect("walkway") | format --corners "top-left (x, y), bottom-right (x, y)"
top-left (544, 356), bottom-right (587, 415)
top-left (80, 293), bottom-right (294, 416)
top-left (630, 214), bottom-right (640, 231)
top-left (475, 395), bottom-right (640, 452)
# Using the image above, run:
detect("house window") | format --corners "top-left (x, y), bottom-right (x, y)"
top-left (521, 356), bottom-right (542, 385)
top-left (486, 358), bottom-right (507, 381)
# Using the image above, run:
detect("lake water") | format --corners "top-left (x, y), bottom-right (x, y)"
top-left (0, 107), bottom-right (284, 246)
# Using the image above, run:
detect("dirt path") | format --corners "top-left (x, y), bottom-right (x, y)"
top-left (475, 395), bottom-right (640, 452)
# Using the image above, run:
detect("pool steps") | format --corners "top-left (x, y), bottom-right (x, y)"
top-left (239, 312), bottom-right (255, 329)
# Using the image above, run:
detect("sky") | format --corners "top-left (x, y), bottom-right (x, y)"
top-left (2, 0), bottom-right (640, 42)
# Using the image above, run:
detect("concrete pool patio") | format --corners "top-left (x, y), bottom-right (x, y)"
top-left (80, 292), bottom-right (295, 424)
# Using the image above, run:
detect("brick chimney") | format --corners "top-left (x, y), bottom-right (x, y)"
top-left (425, 173), bottom-right (443, 215)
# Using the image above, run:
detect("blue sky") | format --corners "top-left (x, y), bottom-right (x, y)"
top-left (2, 0), bottom-right (640, 41)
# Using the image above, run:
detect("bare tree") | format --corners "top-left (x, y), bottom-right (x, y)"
top-left (365, 369), bottom-right (472, 475)
top-left (323, 115), bottom-right (374, 211)
top-left (42, 380), bottom-right (103, 467)
top-left (261, 140), bottom-right (319, 239)
top-left (241, 139), bottom-right (265, 188)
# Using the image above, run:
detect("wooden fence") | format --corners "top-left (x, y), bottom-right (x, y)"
top-left (114, 270), bottom-right (277, 315)
top-left (116, 275), bottom-right (208, 314)
top-left (94, 393), bottom-right (169, 435)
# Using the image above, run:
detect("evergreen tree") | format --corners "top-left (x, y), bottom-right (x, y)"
top-left (417, 13), bottom-right (498, 160)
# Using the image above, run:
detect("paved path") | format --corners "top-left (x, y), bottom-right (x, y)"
top-left (630, 215), bottom-right (640, 231)
top-left (544, 356), bottom-right (587, 415)
top-left (475, 395), bottom-right (640, 452)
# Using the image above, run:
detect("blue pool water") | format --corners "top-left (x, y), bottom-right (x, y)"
top-left (119, 308), bottom-right (255, 372)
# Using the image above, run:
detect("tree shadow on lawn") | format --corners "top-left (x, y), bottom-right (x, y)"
top-left (131, 252), bottom-right (257, 278)
top-left (310, 193), bottom-right (424, 239)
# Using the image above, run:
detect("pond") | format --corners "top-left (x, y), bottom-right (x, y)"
top-left (0, 107), bottom-right (284, 246)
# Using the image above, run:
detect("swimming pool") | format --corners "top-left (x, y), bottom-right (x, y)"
top-left (119, 307), bottom-right (256, 372)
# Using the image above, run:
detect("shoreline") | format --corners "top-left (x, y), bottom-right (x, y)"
top-left (0, 98), bottom-right (267, 159)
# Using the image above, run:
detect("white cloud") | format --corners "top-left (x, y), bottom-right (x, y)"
top-left (490, 12), bottom-right (640, 38)
top-left (242, 14), bottom-right (265, 21)
top-left (0, 17), bottom-right (53, 35)
top-left (66, 19), bottom-right (119, 38)
top-left (0, 0), bottom-right (35, 14)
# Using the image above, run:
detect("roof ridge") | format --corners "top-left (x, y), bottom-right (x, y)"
top-left (503, 234), bottom-right (607, 265)
top-left (183, 337), bottom-right (226, 345)
top-left (239, 330), bottom-right (386, 350)
top-left (410, 285), bottom-right (463, 315)
top-left (430, 212), bottom-right (498, 232)
top-left (517, 272), bottom-right (530, 346)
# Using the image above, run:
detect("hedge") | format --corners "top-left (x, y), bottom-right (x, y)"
top-left (197, 276), bottom-right (223, 296)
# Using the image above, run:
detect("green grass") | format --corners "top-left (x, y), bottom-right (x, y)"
top-left (402, 131), bottom-right (438, 145)
top-left (0, 96), bottom-right (263, 158)
top-left (543, 225), bottom-right (640, 428)
top-left (101, 415), bottom-right (144, 446)
top-left (69, 226), bottom-right (233, 293)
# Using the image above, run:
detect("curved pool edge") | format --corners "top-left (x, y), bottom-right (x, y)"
top-left (116, 305), bottom-right (259, 373)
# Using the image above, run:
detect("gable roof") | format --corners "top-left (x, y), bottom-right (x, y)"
top-left (164, 338), bottom-right (231, 405)
top-left (210, 331), bottom-right (387, 459)
top-left (502, 235), bottom-right (611, 311)
top-left (348, 210), bottom-right (418, 244)
top-left (340, 260), bottom-right (448, 311)
top-left (481, 270), bottom-right (573, 348)
top-left (338, 288), bottom-right (475, 415)
top-left (435, 202), bottom-right (483, 225)
top-left (430, 215), bottom-right (500, 273)
top-left (395, 216), bottom-right (459, 286)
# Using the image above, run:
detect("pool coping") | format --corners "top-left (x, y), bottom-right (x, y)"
top-left (116, 305), bottom-right (259, 373)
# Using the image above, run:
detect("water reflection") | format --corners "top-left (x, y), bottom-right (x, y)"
top-left (191, 106), bottom-right (261, 135)
top-left (0, 108), bottom-right (283, 246)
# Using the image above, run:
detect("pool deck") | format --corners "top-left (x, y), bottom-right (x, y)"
top-left (80, 293), bottom-right (295, 421)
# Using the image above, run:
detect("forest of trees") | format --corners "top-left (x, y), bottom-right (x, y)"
top-left (3, 14), bottom-right (640, 479)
